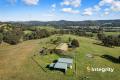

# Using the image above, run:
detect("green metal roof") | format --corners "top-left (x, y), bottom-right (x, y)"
top-left (49, 58), bottom-right (73, 70)
top-left (58, 58), bottom-right (73, 64)
top-left (54, 62), bottom-right (67, 70)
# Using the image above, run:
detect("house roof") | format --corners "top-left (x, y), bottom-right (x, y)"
top-left (54, 62), bottom-right (67, 70)
top-left (56, 43), bottom-right (68, 51)
top-left (58, 58), bottom-right (73, 64)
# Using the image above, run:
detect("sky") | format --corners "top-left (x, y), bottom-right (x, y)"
top-left (0, 0), bottom-right (120, 21)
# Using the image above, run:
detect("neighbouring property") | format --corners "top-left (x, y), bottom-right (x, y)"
top-left (49, 58), bottom-right (73, 72)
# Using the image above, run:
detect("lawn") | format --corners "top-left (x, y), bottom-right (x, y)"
top-left (0, 34), bottom-right (120, 80)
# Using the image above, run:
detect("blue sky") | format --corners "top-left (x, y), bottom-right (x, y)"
top-left (0, 0), bottom-right (120, 21)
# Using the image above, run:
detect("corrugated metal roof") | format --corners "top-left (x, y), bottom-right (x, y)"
top-left (56, 43), bottom-right (68, 51)
top-left (58, 58), bottom-right (73, 64)
top-left (54, 62), bottom-right (67, 70)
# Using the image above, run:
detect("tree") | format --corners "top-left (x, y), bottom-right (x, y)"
top-left (51, 37), bottom-right (62, 44)
top-left (102, 35), bottom-right (114, 47)
top-left (32, 29), bottom-right (51, 39)
top-left (68, 37), bottom-right (72, 42)
top-left (71, 39), bottom-right (79, 47)
top-left (3, 29), bottom-right (23, 45)
top-left (0, 33), bottom-right (3, 44)
top-left (97, 33), bottom-right (105, 40)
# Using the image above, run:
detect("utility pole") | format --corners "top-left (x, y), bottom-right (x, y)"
top-left (74, 51), bottom-right (77, 78)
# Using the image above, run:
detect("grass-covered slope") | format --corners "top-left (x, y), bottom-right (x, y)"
top-left (0, 35), bottom-right (120, 80)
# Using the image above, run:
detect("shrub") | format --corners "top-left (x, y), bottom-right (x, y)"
top-left (71, 39), bottom-right (79, 47)
top-left (0, 33), bottom-right (3, 44)
top-left (101, 35), bottom-right (120, 47)
top-left (97, 33), bottom-right (105, 40)
top-left (3, 30), bottom-right (23, 45)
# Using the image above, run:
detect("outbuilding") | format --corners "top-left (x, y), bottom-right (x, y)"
top-left (56, 43), bottom-right (68, 51)
top-left (58, 58), bottom-right (73, 68)
top-left (49, 58), bottom-right (73, 72)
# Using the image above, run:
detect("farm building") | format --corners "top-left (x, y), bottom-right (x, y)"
top-left (56, 43), bottom-right (68, 51)
top-left (49, 58), bottom-right (73, 72)
top-left (55, 43), bottom-right (68, 53)
top-left (58, 58), bottom-right (73, 68)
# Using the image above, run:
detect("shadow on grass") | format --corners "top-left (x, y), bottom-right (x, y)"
top-left (93, 42), bottom-right (114, 48)
top-left (101, 54), bottom-right (120, 64)
top-left (46, 64), bottom-right (66, 74)
top-left (56, 53), bottom-right (73, 58)
top-left (93, 42), bottom-right (104, 46)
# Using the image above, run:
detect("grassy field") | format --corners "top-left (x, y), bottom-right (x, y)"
top-left (0, 34), bottom-right (120, 80)
top-left (33, 26), bottom-right (59, 32)
top-left (23, 26), bottom-right (59, 35)
top-left (104, 32), bottom-right (120, 35)
top-left (23, 30), bottom-right (32, 34)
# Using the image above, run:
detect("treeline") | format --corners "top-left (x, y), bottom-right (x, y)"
top-left (0, 25), bottom-right (93, 45)
top-left (0, 23), bottom-right (120, 47)
top-left (58, 29), bottom-right (94, 37)
top-left (97, 33), bottom-right (120, 47)
top-left (23, 29), bottom-right (51, 40)
top-left (0, 24), bottom-right (52, 45)
top-left (10, 19), bottom-right (120, 28)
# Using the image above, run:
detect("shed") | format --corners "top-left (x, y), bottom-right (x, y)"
top-left (58, 58), bottom-right (73, 68)
top-left (55, 43), bottom-right (68, 51)
top-left (54, 62), bottom-right (67, 71)
top-left (49, 58), bottom-right (73, 72)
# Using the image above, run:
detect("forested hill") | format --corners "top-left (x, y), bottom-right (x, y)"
top-left (5, 19), bottom-right (120, 28)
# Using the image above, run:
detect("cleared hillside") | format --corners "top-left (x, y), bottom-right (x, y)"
top-left (0, 35), bottom-right (120, 80)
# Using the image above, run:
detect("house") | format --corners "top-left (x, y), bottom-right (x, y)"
top-left (55, 43), bottom-right (68, 51)
top-left (49, 58), bottom-right (73, 72)
top-left (54, 43), bottom-right (68, 54)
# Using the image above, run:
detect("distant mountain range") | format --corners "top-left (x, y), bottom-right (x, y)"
top-left (1, 19), bottom-right (120, 28)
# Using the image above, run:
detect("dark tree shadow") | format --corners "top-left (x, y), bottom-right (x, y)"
top-left (101, 54), bottom-right (120, 64)
top-left (53, 60), bottom-right (58, 63)
top-left (93, 42), bottom-right (114, 48)
top-left (46, 64), bottom-right (66, 74)
top-left (93, 42), bottom-right (104, 46)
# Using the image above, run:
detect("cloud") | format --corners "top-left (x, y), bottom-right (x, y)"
top-left (83, 8), bottom-right (93, 16)
top-left (110, 1), bottom-right (120, 11)
top-left (99, 0), bottom-right (113, 6)
top-left (60, 0), bottom-right (81, 14)
top-left (83, 4), bottom-right (101, 16)
top-left (62, 8), bottom-right (80, 14)
top-left (51, 4), bottom-right (56, 8)
top-left (61, 0), bottom-right (81, 8)
top-left (104, 8), bottom-right (110, 11)
top-left (51, 4), bottom-right (56, 11)
top-left (99, 0), bottom-right (120, 11)
top-left (22, 0), bottom-right (39, 5)
top-left (104, 11), bottom-right (109, 15)
top-left (94, 5), bottom-right (101, 11)
top-left (83, 0), bottom-right (120, 16)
